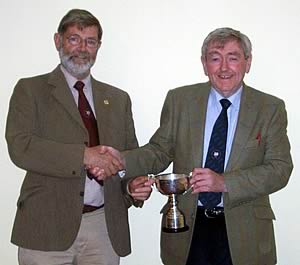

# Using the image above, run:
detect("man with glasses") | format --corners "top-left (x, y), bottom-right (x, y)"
top-left (6, 9), bottom-right (152, 265)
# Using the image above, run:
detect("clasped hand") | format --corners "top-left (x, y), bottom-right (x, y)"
top-left (84, 145), bottom-right (124, 180)
top-left (84, 145), bottom-right (154, 201)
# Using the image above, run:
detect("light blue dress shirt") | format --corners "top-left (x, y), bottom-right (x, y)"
top-left (199, 86), bottom-right (242, 207)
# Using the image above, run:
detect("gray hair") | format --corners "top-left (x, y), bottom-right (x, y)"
top-left (201, 27), bottom-right (252, 59)
top-left (57, 9), bottom-right (103, 40)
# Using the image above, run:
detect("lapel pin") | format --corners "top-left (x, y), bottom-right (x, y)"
top-left (256, 132), bottom-right (261, 145)
top-left (104, 99), bottom-right (109, 105)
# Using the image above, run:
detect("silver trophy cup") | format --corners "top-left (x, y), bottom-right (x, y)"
top-left (149, 173), bottom-right (191, 233)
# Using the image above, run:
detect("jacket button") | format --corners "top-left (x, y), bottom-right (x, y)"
top-left (80, 191), bottom-right (84, 197)
top-left (72, 171), bottom-right (76, 175)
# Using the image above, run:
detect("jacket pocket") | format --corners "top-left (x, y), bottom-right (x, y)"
top-left (254, 206), bottom-right (276, 255)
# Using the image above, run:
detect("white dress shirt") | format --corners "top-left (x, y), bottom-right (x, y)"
top-left (60, 65), bottom-right (104, 207)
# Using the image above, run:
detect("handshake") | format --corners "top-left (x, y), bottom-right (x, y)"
top-left (84, 145), bottom-right (125, 178)
top-left (83, 145), bottom-right (154, 201)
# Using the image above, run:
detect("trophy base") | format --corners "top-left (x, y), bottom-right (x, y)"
top-left (162, 225), bottom-right (189, 233)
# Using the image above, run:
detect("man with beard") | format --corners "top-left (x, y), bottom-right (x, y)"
top-left (6, 9), bottom-right (152, 265)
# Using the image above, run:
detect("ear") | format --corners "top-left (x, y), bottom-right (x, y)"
top-left (245, 54), bottom-right (252, 73)
top-left (201, 56), bottom-right (208, 76)
top-left (54, 33), bottom-right (61, 51)
top-left (97, 40), bottom-right (102, 50)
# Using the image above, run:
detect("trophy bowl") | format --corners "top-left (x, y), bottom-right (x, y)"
top-left (149, 173), bottom-right (191, 233)
top-left (155, 173), bottom-right (189, 195)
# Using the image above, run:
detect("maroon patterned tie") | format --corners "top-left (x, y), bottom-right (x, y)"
top-left (74, 81), bottom-right (103, 185)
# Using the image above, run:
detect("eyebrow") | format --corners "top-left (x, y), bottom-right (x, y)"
top-left (207, 51), bottom-right (242, 57)
top-left (207, 51), bottom-right (221, 56)
top-left (227, 51), bottom-right (242, 57)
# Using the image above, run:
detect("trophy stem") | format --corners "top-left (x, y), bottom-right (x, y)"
top-left (162, 194), bottom-right (189, 233)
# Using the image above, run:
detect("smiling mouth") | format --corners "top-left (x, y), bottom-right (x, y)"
top-left (74, 54), bottom-right (87, 59)
top-left (71, 55), bottom-right (89, 63)
top-left (218, 74), bottom-right (232, 79)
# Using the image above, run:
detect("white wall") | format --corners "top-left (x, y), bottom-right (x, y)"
top-left (1, 1), bottom-right (299, 264)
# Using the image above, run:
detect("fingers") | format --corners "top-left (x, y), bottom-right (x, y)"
top-left (189, 168), bottom-right (209, 185)
top-left (89, 167), bottom-right (105, 180)
top-left (99, 145), bottom-right (125, 168)
top-left (131, 176), bottom-right (148, 186)
top-left (109, 154), bottom-right (124, 171)
top-left (130, 189), bottom-right (153, 201)
top-left (84, 145), bottom-right (125, 179)
top-left (128, 176), bottom-right (154, 201)
top-left (190, 168), bottom-right (225, 193)
top-left (130, 186), bottom-right (153, 201)
top-left (98, 146), bottom-right (125, 175)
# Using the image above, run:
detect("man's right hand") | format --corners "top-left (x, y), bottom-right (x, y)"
top-left (84, 145), bottom-right (125, 180)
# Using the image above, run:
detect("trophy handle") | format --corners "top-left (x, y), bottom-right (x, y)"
top-left (148, 174), bottom-right (158, 191)
top-left (148, 174), bottom-right (156, 179)
top-left (182, 172), bottom-right (193, 195)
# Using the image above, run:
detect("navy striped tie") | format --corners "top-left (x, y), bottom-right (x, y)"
top-left (199, 98), bottom-right (231, 209)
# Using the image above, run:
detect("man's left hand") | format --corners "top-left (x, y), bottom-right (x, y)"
top-left (189, 167), bottom-right (228, 193)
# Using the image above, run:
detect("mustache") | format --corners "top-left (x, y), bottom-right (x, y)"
top-left (60, 50), bottom-right (91, 60)
top-left (69, 51), bottom-right (90, 60)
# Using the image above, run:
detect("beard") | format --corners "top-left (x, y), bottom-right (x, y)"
top-left (59, 48), bottom-right (96, 78)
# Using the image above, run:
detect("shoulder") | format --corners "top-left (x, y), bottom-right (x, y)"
top-left (164, 82), bottom-right (210, 104)
top-left (244, 85), bottom-right (285, 106)
top-left (170, 82), bottom-right (210, 95)
top-left (92, 78), bottom-right (131, 99)
top-left (169, 82), bottom-right (209, 96)
top-left (14, 66), bottom-right (63, 91)
top-left (16, 71), bottom-right (51, 86)
top-left (12, 71), bottom-right (54, 100)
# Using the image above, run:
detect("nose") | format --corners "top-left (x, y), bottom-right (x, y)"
top-left (220, 59), bottom-right (229, 71)
top-left (77, 39), bottom-right (88, 51)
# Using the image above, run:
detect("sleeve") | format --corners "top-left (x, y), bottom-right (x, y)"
top-left (119, 92), bottom-right (142, 207)
top-left (124, 93), bottom-right (139, 150)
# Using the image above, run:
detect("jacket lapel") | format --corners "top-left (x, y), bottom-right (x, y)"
top-left (189, 83), bottom-right (210, 168)
top-left (226, 85), bottom-right (259, 171)
top-left (91, 78), bottom-right (112, 145)
top-left (48, 66), bottom-right (85, 130)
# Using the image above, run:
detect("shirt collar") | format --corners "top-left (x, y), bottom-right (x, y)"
top-left (210, 86), bottom-right (243, 110)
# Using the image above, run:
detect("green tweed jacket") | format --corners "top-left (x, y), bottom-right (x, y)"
top-left (6, 66), bottom-right (138, 256)
top-left (125, 82), bottom-right (293, 265)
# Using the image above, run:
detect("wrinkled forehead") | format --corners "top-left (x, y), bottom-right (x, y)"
top-left (63, 23), bottom-right (94, 33)
top-left (207, 37), bottom-right (241, 50)
top-left (60, 22), bottom-right (102, 40)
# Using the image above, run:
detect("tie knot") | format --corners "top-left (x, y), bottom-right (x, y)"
top-left (220, 98), bottom-right (231, 110)
top-left (74, 81), bottom-right (85, 91)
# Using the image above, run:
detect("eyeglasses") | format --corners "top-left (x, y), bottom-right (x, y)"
top-left (66, 34), bottom-right (99, 48)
